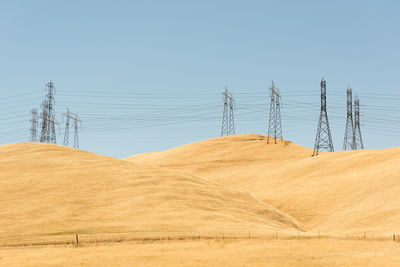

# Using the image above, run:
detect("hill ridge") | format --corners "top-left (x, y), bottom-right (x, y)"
top-left (126, 134), bottom-right (400, 235)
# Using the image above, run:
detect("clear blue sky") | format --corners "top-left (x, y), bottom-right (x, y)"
top-left (0, 0), bottom-right (399, 158)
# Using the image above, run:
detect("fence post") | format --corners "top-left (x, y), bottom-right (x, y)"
top-left (393, 233), bottom-right (396, 242)
top-left (75, 234), bottom-right (79, 246)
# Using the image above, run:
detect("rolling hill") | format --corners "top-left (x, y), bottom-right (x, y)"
top-left (0, 142), bottom-right (303, 245)
top-left (127, 134), bottom-right (400, 235)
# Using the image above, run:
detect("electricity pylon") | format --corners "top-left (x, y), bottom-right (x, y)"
top-left (267, 81), bottom-right (282, 144)
top-left (313, 78), bottom-right (334, 156)
top-left (40, 81), bottom-right (57, 144)
top-left (354, 96), bottom-right (364, 150)
top-left (30, 109), bottom-right (38, 142)
top-left (221, 86), bottom-right (235, 136)
top-left (39, 100), bottom-right (49, 143)
top-left (72, 113), bottom-right (82, 149)
top-left (63, 109), bottom-right (82, 149)
top-left (63, 108), bottom-right (72, 146)
top-left (343, 88), bottom-right (356, 150)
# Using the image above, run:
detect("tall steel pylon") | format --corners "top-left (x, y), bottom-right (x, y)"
top-left (63, 109), bottom-right (82, 149)
top-left (39, 81), bottom-right (57, 144)
top-left (354, 96), bottom-right (364, 150)
top-left (313, 78), bottom-right (334, 156)
top-left (221, 86), bottom-right (235, 136)
top-left (343, 88), bottom-right (356, 150)
top-left (72, 113), bottom-right (82, 149)
top-left (62, 108), bottom-right (72, 146)
top-left (267, 81), bottom-right (282, 144)
top-left (39, 100), bottom-right (49, 143)
top-left (30, 109), bottom-right (38, 142)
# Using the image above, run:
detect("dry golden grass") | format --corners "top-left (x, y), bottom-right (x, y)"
top-left (1, 239), bottom-right (400, 266)
top-left (0, 141), bottom-right (302, 246)
top-left (2, 134), bottom-right (400, 265)
top-left (127, 134), bottom-right (400, 236)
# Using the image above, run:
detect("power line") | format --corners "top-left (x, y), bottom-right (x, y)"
top-left (2, 84), bottom-right (400, 149)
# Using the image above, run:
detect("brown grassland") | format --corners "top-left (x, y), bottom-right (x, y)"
top-left (1, 134), bottom-right (400, 266)
top-left (2, 239), bottom-right (400, 266)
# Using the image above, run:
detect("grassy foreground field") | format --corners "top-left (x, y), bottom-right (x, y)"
top-left (1, 238), bottom-right (400, 266)
top-left (2, 134), bottom-right (400, 265)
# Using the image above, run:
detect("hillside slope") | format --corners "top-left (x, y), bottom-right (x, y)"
top-left (127, 134), bottom-right (400, 235)
top-left (0, 142), bottom-right (303, 244)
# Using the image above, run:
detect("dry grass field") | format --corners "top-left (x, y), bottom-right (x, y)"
top-left (1, 239), bottom-right (400, 266)
top-left (1, 134), bottom-right (400, 266)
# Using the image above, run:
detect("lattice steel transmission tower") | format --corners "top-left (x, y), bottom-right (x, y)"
top-left (312, 78), bottom-right (334, 156)
top-left (354, 96), bottom-right (364, 150)
top-left (30, 109), bottom-right (39, 142)
top-left (63, 108), bottom-right (72, 146)
top-left (63, 109), bottom-right (82, 149)
top-left (267, 81), bottom-right (282, 144)
top-left (39, 100), bottom-right (49, 142)
top-left (72, 114), bottom-right (82, 149)
top-left (40, 81), bottom-right (57, 144)
top-left (343, 88), bottom-right (356, 150)
top-left (221, 87), bottom-right (235, 136)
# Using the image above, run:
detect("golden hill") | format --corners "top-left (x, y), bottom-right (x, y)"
top-left (0, 142), bottom-right (303, 245)
top-left (127, 134), bottom-right (400, 235)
